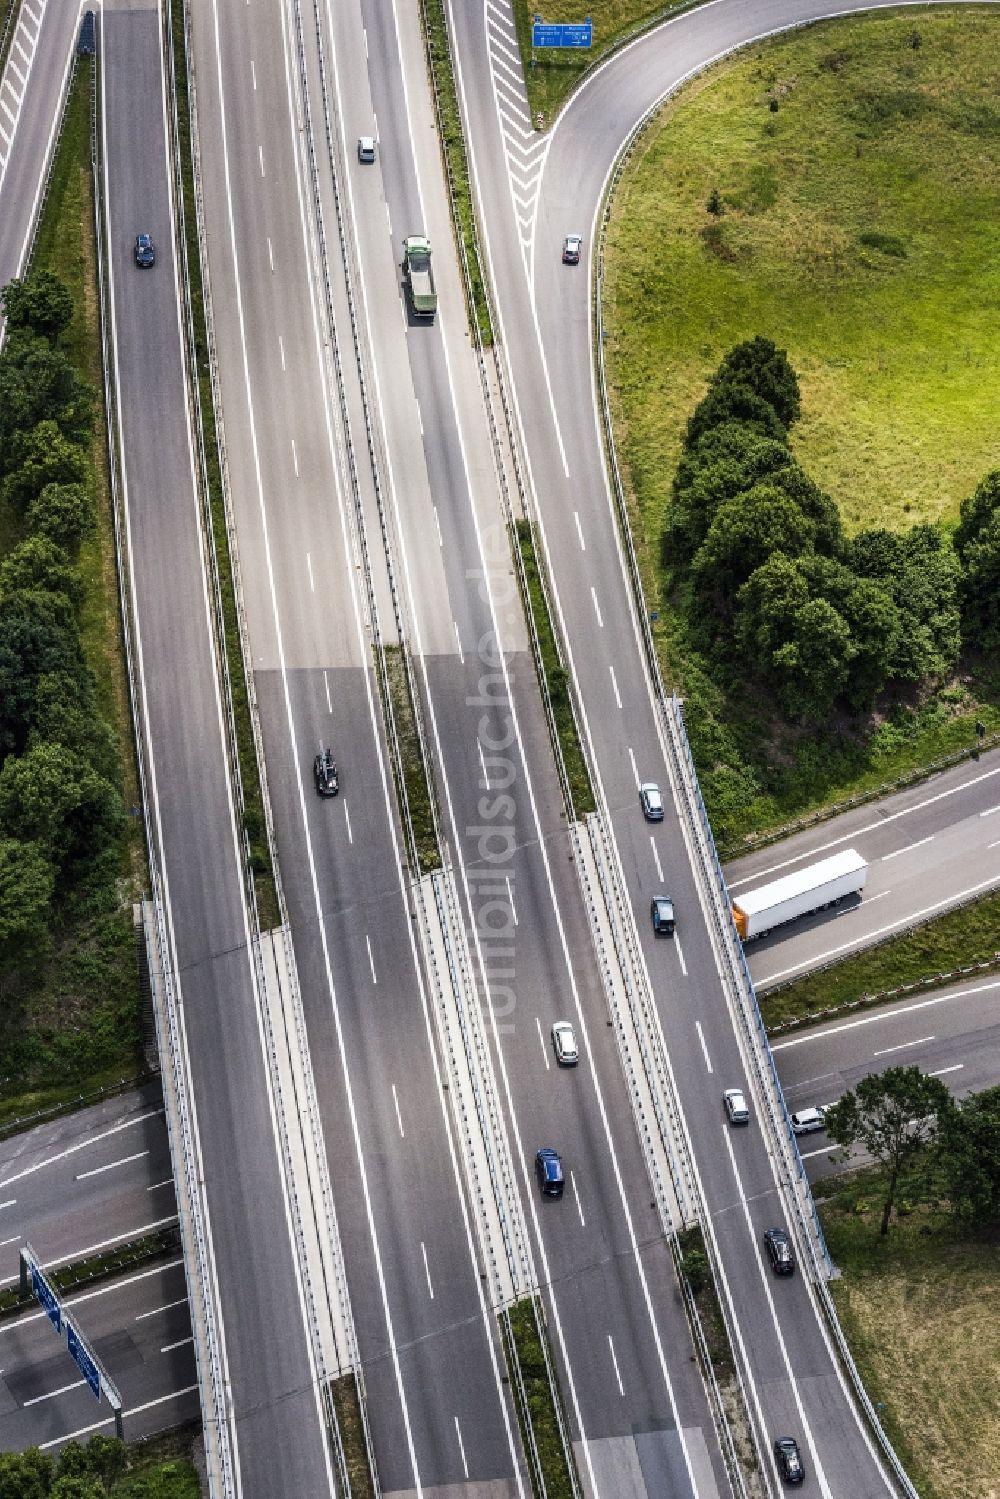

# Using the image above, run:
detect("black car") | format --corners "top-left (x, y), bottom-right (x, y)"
top-left (763, 1227), bottom-right (795, 1276)
top-left (535, 1148), bottom-right (564, 1198)
top-left (134, 233), bottom-right (155, 268)
top-left (650, 895), bottom-right (675, 936)
top-left (773, 1436), bottom-right (805, 1485)
top-left (313, 747), bottom-right (339, 797)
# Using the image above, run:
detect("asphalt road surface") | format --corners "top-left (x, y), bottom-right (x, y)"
top-left (727, 747), bottom-right (1000, 988)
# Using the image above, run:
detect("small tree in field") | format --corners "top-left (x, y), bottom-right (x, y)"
top-left (824, 1065), bottom-right (954, 1235)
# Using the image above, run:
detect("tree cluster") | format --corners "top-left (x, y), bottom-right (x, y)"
top-left (0, 1437), bottom-right (126, 1499)
top-left (664, 335), bottom-right (985, 725)
top-left (0, 273), bottom-right (122, 972)
top-left (824, 1066), bottom-right (1000, 1235)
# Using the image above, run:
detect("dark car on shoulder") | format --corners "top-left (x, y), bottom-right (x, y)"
top-left (313, 747), bottom-right (339, 797)
top-left (763, 1227), bottom-right (795, 1276)
top-left (134, 233), bottom-right (155, 268)
top-left (773, 1436), bottom-right (805, 1485)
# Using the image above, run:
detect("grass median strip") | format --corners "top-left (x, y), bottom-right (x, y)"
top-left (419, 0), bottom-right (493, 344)
top-left (516, 519), bottom-right (596, 817)
top-left (170, 1), bottom-right (278, 929)
top-left (330, 1373), bottom-right (376, 1499)
top-left (503, 1297), bottom-right (577, 1499)
top-left (762, 886), bottom-right (1000, 1031)
top-left (0, 1227), bottom-right (181, 1320)
top-left (382, 645), bottom-right (440, 874)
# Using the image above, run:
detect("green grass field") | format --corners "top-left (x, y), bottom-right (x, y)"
top-left (604, 9), bottom-right (1000, 842)
top-left (821, 1172), bottom-right (1000, 1499)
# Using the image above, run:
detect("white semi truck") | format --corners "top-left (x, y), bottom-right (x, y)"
top-left (731, 847), bottom-right (868, 941)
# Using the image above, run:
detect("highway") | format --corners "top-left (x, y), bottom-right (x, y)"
top-left (0, 1086), bottom-right (176, 1289)
top-left (0, 0), bottom-right (78, 295)
top-left (99, 2), bottom-right (334, 1490)
top-left (0, 1258), bottom-right (198, 1452)
top-left (727, 746), bottom-right (1000, 988)
top-left (444, 0), bottom-right (986, 1491)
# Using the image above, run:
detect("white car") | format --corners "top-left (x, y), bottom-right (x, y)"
top-left (723, 1088), bottom-right (750, 1126)
top-left (551, 1022), bottom-right (579, 1067)
top-left (357, 135), bottom-right (376, 163)
top-left (790, 1107), bottom-right (827, 1135)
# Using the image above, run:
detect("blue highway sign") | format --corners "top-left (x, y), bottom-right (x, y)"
top-left (31, 1263), bottom-right (61, 1334)
top-left (532, 16), bottom-right (593, 48)
top-left (68, 1321), bottom-right (102, 1399)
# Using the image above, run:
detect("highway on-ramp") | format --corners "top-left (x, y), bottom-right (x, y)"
top-left (727, 747), bottom-right (1000, 988)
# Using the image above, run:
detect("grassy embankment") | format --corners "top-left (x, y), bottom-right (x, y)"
top-left (420, 0), bottom-right (493, 343)
top-left (516, 520), bottom-right (596, 817)
top-left (603, 10), bottom-right (1000, 850)
top-left (0, 61), bottom-right (146, 1122)
top-left (761, 885), bottom-right (1000, 1029)
top-left (383, 645), bottom-right (440, 873)
top-left (503, 1297), bottom-right (578, 1498)
top-left (820, 1168), bottom-right (1000, 1499)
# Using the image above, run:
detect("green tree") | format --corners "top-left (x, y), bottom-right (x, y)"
top-left (691, 480), bottom-right (815, 610)
top-left (53, 1443), bottom-right (90, 1478)
top-left (49, 1479), bottom-right (103, 1499)
top-left (851, 525), bottom-right (960, 681)
top-left (709, 334), bottom-right (801, 428)
top-left (800, 555), bottom-right (900, 709)
top-left (1, 420), bottom-right (87, 513)
top-left (0, 536), bottom-right (82, 610)
top-left (0, 335), bottom-right (91, 446)
top-left (0, 741), bottom-right (123, 873)
top-left (26, 482), bottom-right (96, 552)
top-left (685, 378), bottom-right (787, 449)
top-left (0, 1448), bottom-right (53, 1499)
top-left (667, 421), bottom-right (791, 564)
top-left (1, 269), bottom-right (74, 342)
top-left (953, 468), bottom-right (1000, 556)
top-left (768, 464), bottom-right (844, 559)
top-left (0, 835), bottom-right (54, 969)
top-left (772, 596), bottom-right (855, 721)
top-left (953, 471), bottom-right (1000, 651)
top-left (0, 589), bottom-right (86, 754)
top-left (936, 1085), bottom-right (1000, 1225)
top-left (824, 1066), bottom-right (954, 1234)
top-left (81, 1436), bottom-right (126, 1488)
top-left (29, 672), bottom-right (120, 782)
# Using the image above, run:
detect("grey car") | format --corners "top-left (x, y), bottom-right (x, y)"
top-left (640, 782), bottom-right (664, 820)
top-left (551, 1022), bottom-right (579, 1066)
top-left (651, 895), bottom-right (675, 935)
top-left (723, 1088), bottom-right (750, 1125)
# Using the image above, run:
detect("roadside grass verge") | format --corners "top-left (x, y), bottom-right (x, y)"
top-left (503, 1297), bottom-right (577, 1498)
top-left (603, 10), bottom-right (1000, 844)
top-left (515, 520), bottom-right (596, 817)
top-left (819, 1167), bottom-right (1000, 1499)
top-left (330, 1374), bottom-right (376, 1499)
top-left (0, 1067), bottom-right (150, 1134)
top-left (382, 646), bottom-right (441, 874)
top-left (0, 0), bottom-right (19, 80)
top-left (512, 1), bottom-right (686, 124)
top-left (419, 0), bottom-right (493, 344)
top-left (760, 886), bottom-right (1000, 1030)
top-left (113, 1425), bottom-right (202, 1499)
top-left (0, 1226), bottom-right (180, 1320)
top-left (0, 60), bottom-right (145, 1111)
top-left (170, 0), bottom-right (279, 928)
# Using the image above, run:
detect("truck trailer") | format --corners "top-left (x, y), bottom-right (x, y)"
top-left (402, 235), bottom-right (437, 319)
top-left (731, 847), bottom-right (868, 941)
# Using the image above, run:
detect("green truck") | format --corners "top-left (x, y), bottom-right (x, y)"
top-left (402, 235), bottom-right (437, 319)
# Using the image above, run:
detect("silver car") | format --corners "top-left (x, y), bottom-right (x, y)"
top-left (640, 782), bottom-right (664, 821)
top-left (357, 135), bottom-right (376, 163)
top-left (551, 1022), bottom-right (579, 1067)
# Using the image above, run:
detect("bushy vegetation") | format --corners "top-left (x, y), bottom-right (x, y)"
top-left (666, 335), bottom-right (985, 723)
top-left (0, 72), bottom-right (143, 1110)
top-left (0, 1436), bottom-right (199, 1498)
